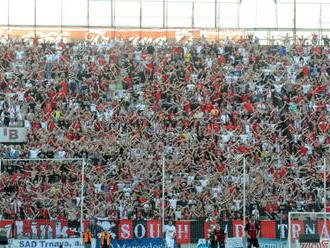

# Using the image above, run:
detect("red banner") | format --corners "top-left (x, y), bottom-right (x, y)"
top-left (261, 220), bottom-right (276, 239)
top-left (204, 220), bottom-right (217, 239)
top-left (317, 220), bottom-right (330, 239)
top-left (175, 221), bottom-right (191, 244)
top-left (147, 220), bottom-right (162, 238)
top-left (291, 220), bottom-right (305, 240)
top-left (118, 219), bottom-right (133, 240)
top-left (232, 220), bottom-right (244, 237)
top-left (0, 219), bottom-right (330, 243)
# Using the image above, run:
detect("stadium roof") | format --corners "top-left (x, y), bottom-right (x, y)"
top-left (0, 0), bottom-right (329, 30)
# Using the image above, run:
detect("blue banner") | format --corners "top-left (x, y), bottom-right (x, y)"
top-left (195, 238), bottom-right (287, 248)
top-left (10, 238), bottom-right (84, 248)
top-left (259, 238), bottom-right (287, 248)
top-left (95, 238), bottom-right (166, 248)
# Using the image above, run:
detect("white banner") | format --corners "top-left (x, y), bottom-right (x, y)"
top-left (226, 237), bottom-right (244, 248)
top-left (9, 238), bottom-right (84, 248)
top-left (0, 127), bottom-right (27, 143)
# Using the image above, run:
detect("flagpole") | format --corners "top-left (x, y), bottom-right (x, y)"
top-left (243, 157), bottom-right (246, 228)
top-left (80, 158), bottom-right (85, 237)
top-left (162, 156), bottom-right (165, 239)
top-left (243, 157), bottom-right (247, 248)
top-left (324, 157), bottom-right (327, 212)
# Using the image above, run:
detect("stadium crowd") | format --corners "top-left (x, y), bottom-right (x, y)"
top-left (0, 34), bottom-right (329, 223)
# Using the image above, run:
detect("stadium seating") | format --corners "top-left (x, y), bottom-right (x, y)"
top-left (0, 37), bottom-right (329, 223)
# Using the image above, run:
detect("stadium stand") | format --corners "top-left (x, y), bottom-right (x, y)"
top-left (0, 36), bottom-right (329, 225)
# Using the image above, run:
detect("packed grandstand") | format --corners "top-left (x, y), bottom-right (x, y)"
top-left (0, 35), bottom-right (329, 231)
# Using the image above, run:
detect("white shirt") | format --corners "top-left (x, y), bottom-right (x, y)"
top-left (222, 134), bottom-right (230, 143)
top-left (90, 104), bottom-right (97, 112)
top-left (30, 148), bottom-right (39, 158)
top-left (195, 185), bottom-right (203, 193)
top-left (206, 58), bottom-right (212, 68)
top-left (244, 124), bottom-right (251, 134)
top-left (16, 51), bottom-right (25, 60)
top-left (41, 122), bottom-right (48, 129)
top-left (56, 150), bottom-right (66, 159)
top-left (302, 84), bottom-right (311, 94)
top-left (252, 209), bottom-right (260, 220)
top-left (220, 114), bottom-right (229, 124)
top-left (256, 85), bottom-right (263, 94)
top-left (240, 134), bottom-right (249, 143)
top-left (187, 175), bottom-right (195, 185)
top-left (169, 199), bottom-right (177, 209)
top-left (273, 84), bottom-right (283, 93)
top-left (211, 187), bottom-right (221, 198)
top-left (94, 183), bottom-right (102, 193)
top-left (175, 210), bottom-right (182, 220)
top-left (200, 179), bottom-right (208, 187)
top-left (24, 120), bottom-right (32, 129)
top-left (165, 225), bottom-right (176, 239)
top-left (233, 199), bottom-right (241, 210)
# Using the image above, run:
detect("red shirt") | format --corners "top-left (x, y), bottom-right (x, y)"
top-left (303, 66), bottom-right (309, 77)
top-left (215, 228), bottom-right (226, 243)
top-left (60, 81), bottom-right (68, 95)
top-left (245, 222), bottom-right (260, 239)
top-left (183, 101), bottom-right (191, 112)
